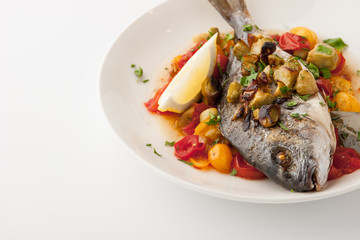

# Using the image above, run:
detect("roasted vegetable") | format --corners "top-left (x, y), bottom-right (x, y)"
top-left (233, 39), bottom-right (250, 60)
top-left (241, 54), bottom-right (258, 76)
top-left (268, 54), bottom-right (285, 66)
top-left (247, 33), bottom-right (263, 48)
top-left (293, 49), bottom-right (309, 60)
top-left (274, 81), bottom-right (289, 97)
top-left (295, 69), bottom-right (319, 95)
top-left (284, 57), bottom-right (302, 72)
top-left (333, 92), bottom-right (360, 112)
top-left (201, 76), bottom-right (221, 105)
top-left (273, 66), bottom-right (299, 88)
top-left (208, 143), bottom-right (233, 173)
top-left (253, 108), bottom-right (260, 120)
top-left (329, 75), bottom-right (353, 95)
top-left (200, 108), bottom-right (218, 122)
top-left (250, 38), bottom-right (273, 55)
top-left (227, 81), bottom-right (242, 102)
top-left (258, 104), bottom-right (281, 128)
top-left (249, 89), bottom-right (275, 109)
top-left (209, 27), bottom-right (224, 46)
top-left (307, 43), bottom-right (338, 71)
top-left (175, 106), bottom-right (194, 128)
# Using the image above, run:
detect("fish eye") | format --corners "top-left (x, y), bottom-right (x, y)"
top-left (272, 148), bottom-right (292, 168)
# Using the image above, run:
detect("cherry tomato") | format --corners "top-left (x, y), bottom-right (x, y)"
top-left (328, 147), bottom-right (360, 180)
top-left (331, 52), bottom-right (346, 75)
top-left (174, 135), bottom-right (206, 160)
top-left (316, 77), bottom-right (333, 97)
top-left (212, 54), bottom-right (229, 79)
top-left (270, 34), bottom-right (280, 43)
top-left (279, 32), bottom-right (310, 51)
top-left (231, 152), bottom-right (266, 180)
top-left (144, 81), bottom-right (171, 114)
top-left (328, 165), bottom-right (343, 180)
top-left (208, 143), bottom-right (233, 173)
top-left (183, 103), bottom-right (211, 135)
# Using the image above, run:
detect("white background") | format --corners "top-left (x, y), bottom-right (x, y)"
top-left (1, 0), bottom-right (360, 239)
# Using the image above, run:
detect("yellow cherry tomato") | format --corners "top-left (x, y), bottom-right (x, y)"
top-left (189, 156), bottom-right (210, 169)
top-left (208, 143), bottom-right (233, 173)
top-left (290, 27), bottom-right (318, 49)
top-left (333, 92), bottom-right (360, 112)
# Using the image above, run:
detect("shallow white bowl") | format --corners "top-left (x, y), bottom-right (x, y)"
top-left (100, 0), bottom-right (360, 203)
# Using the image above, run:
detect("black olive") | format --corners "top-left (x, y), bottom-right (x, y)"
top-left (260, 42), bottom-right (276, 64)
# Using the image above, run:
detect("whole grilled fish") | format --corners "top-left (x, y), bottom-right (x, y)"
top-left (209, 0), bottom-right (336, 191)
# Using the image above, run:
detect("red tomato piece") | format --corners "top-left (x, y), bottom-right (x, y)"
top-left (182, 103), bottom-right (211, 135)
top-left (331, 52), bottom-right (346, 75)
top-left (232, 153), bottom-right (266, 180)
top-left (213, 54), bottom-right (229, 79)
top-left (144, 81), bottom-right (171, 114)
top-left (327, 165), bottom-right (343, 180)
top-left (270, 34), bottom-right (280, 43)
top-left (316, 77), bottom-right (333, 97)
top-left (174, 135), bottom-right (206, 160)
top-left (279, 32), bottom-right (310, 51)
top-left (333, 147), bottom-right (360, 174)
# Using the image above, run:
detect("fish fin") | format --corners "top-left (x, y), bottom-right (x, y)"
top-left (208, 0), bottom-right (253, 39)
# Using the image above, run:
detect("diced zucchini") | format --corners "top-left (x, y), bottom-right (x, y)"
top-left (233, 39), bottom-right (250, 60)
top-left (241, 54), bottom-right (258, 76)
top-left (268, 54), bottom-right (285, 66)
top-left (306, 43), bottom-right (338, 71)
top-left (226, 81), bottom-right (242, 103)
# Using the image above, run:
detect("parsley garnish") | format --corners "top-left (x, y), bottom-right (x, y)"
top-left (259, 60), bottom-right (266, 72)
top-left (341, 132), bottom-right (349, 140)
top-left (243, 24), bottom-right (253, 32)
top-left (131, 64), bottom-right (148, 83)
top-left (240, 68), bottom-right (258, 87)
top-left (306, 63), bottom-right (320, 79)
top-left (153, 148), bottom-right (162, 157)
top-left (217, 62), bottom-right (223, 76)
top-left (224, 33), bottom-right (234, 43)
top-left (323, 38), bottom-right (348, 51)
top-left (291, 189), bottom-right (294, 192)
top-left (320, 67), bottom-right (331, 79)
top-left (280, 86), bottom-right (291, 94)
top-left (357, 132), bottom-right (360, 141)
top-left (165, 67), bottom-right (169, 70)
top-left (205, 112), bottom-right (221, 125)
top-left (319, 102), bottom-right (326, 107)
top-left (333, 89), bottom-right (340, 97)
top-left (302, 48), bottom-right (310, 51)
top-left (287, 101), bottom-right (298, 107)
top-left (278, 122), bottom-right (289, 131)
top-left (317, 45), bottom-right (332, 55)
top-left (254, 25), bottom-right (261, 30)
top-left (165, 141), bottom-right (175, 147)
top-left (302, 113), bottom-right (308, 117)
top-left (230, 168), bottom-right (238, 176)
top-left (290, 113), bottom-right (308, 120)
top-left (212, 138), bottom-right (220, 146)
top-left (326, 96), bottom-right (337, 108)
top-left (357, 70), bottom-right (360, 76)
top-left (131, 64), bottom-right (135, 68)
top-left (142, 79), bottom-right (149, 83)
top-left (178, 159), bottom-right (193, 166)
top-left (146, 143), bottom-right (152, 147)
top-left (298, 94), bottom-right (310, 101)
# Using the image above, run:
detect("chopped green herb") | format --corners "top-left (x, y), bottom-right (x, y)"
top-left (178, 159), bottom-right (193, 166)
top-left (333, 89), bottom-right (340, 97)
top-left (221, 78), bottom-right (229, 87)
top-left (326, 96), bottom-right (337, 108)
top-left (270, 68), bottom-right (274, 76)
top-left (319, 102), bottom-right (326, 107)
top-left (243, 24), bottom-right (253, 32)
top-left (291, 189), bottom-right (294, 192)
top-left (320, 67), bottom-right (331, 79)
top-left (302, 113), bottom-right (308, 117)
top-left (212, 138), bottom-right (220, 146)
top-left (165, 67), bottom-right (169, 70)
top-left (255, 25), bottom-right (261, 30)
top-left (335, 107), bottom-right (340, 111)
top-left (317, 45), bottom-right (333, 55)
top-left (191, 49), bottom-right (195, 52)
top-left (290, 113), bottom-right (302, 120)
top-left (357, 132), bottom-right (360, 141)
top-left (306, 63), bottom-right (320, 79)
top-left (134, 66), bottom-right (143, 78)
top-left (287, 101), bottom-right (298, 107)
top-left (341, 132), bottom-right (349, 140)
top-left (280, 86), bottom-right (291, 94)
top-left (274, 54), bottom-right (281, 58)
top-left (278, 122), bottom-right (289, 131)
top-left (240, 68), bottom-right (258, 87)
top-left (323, 38), bottom-right (348, 51)
top-left (165, 141), bottom-right (175, 147)
top-left (298, 94), bottom-right (310, 101)
top-left (205, 112), bottom-right (221, 125)
top-left (224, 33), bottom-right (234, 43)
top-left (357, 70), bottom-right (360, 76)
top-left (331, 116), bottom-right (340, 121)
top-left (259, 60), bottom-right (266, 72)
top-left (217, 62), bottom-right (223, 77)
top-left (131, 64), bottom-right (135, 68)
top-left (146, 143), bottom-right (152, 147)
top-left (142, 79), bottom-right (149, 83)
top-left (153, 148), bottom-right (162, 157)
top-left (230, 168), bottom-right (238, 176)
top-left (302, 48), bottom-right (310, 51)
top-left (251, 106), bottom-right (255, 111)
top-left (208, 30), bottom-right (215, 38)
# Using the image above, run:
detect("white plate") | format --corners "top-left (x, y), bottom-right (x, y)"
top-left (100, 0), bottom-right (360, 203)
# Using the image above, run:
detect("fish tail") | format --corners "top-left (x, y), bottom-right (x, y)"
top-left (208, 0), bottom-right (253, 40)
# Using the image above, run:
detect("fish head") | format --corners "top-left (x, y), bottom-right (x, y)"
top-left (266, 135), bottom-right (332, 192)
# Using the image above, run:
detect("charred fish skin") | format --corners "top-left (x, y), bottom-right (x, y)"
top-left (210, 0), bottom-right (336, 191)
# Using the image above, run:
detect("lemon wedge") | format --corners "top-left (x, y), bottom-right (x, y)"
top-left (158, 33), bottom-right (218, 113)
